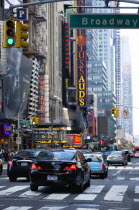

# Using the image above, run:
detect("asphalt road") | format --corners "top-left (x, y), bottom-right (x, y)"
top-left (0, 158), bottom-right (139, 210)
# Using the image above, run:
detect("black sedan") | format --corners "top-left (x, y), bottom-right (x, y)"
top-left (7, 150), bottom-right (41, 182)
top-left (30, 150), bottom-right (91, 192)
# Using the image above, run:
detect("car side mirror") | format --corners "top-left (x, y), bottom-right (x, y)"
top-left (87, 158), bottom-right (92, 162)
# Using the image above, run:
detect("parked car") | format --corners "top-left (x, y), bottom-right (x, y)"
top-left (0, 158), bottom-right (3, 175)
top-left (121, 150), bottom-right (131, 161)
top-left (107, 151), bottom-right (128, 166)
top-left (84, 153), bottom-right (108, 179)
top-left (30, 149), bottom-right (91, 192)
top-left (7, 149), bottom-right (41, 182)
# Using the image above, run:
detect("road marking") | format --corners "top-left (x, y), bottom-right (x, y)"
top-left (104, 185), bottom-right (128, 202)
top-left (109, 166), bottom-right (139, 170)
top-left (0, 186), bottom-right (29, 196)
top-left (74, 193), bottom-right (97, 200)
top-left (112, 170), bottom-right (122, 176)
top-left (38, 207), bottom-right (67, 210)
top-left (130, 177), bottom-right (139, 181)
top-left (135, 186), bottom-right (139, 193)
top-left (2, 207), bottom-right (32, 210)
top-left (84, 185), bottom-right (105, 193)
top-left (43, 193), bottom-right (70, 200)
top-left (19, 190), bottom-right (41, 197)
top-left (134, 199), bottom-right (139, 202)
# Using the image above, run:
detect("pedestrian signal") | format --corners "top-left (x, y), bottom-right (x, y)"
top-left (3, 18), bottom-right (15, 48)
top-left (16, 20), bottom-right (29, 48)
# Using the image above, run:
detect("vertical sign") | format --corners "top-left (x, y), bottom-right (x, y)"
top-left (87, 113), bottom-right (94, 136)
top-left (39, 74), bottom-right (45, 123)
top-left (77, 0), bottom-right (87, 107)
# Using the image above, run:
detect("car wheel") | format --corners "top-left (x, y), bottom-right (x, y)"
top-left (9, 175), bottom-right (17, 182)
top-left (105, 170), bottom-right (108, 177)
top-left (27, 176), bottom-right (30, 182)
top-left (0, 166), bottom-right (3, 175)
top-left (86, 177), bottom-right (91, 187)
top-left (100, 173), bottom-right (105, 179)
top-left (30, 184), bottom-right (38, 191)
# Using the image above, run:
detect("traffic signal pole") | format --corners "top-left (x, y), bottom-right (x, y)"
top-left (8, 0), bottom-right (75, 11)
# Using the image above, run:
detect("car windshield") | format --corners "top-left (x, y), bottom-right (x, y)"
top-left (15, 150), bottom-right (40, 157)
top-left (37, 151), bottom-right (75, 161)
top-left (110, 151), bottom-right (122, 156)
top-left (84, 154), bottom-right (102, 162)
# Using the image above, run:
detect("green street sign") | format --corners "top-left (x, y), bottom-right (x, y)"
top-left (69, 14), bottom-right (139, 29)
top-left (20, 122), bottom-right (30, 126)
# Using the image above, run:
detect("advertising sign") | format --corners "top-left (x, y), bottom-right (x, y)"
top-left (77, 0), bottom-right (87, 107)
top-left (4, 48), bottom-right (32, 119)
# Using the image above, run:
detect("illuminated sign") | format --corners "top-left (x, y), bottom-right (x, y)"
top-left (76, 0), bottom-right (87, 107)
top-left (39, 74), bottom-right (45, 123)
top-left (67, 134), bottom-right (81, 144)
top-left (1, 124), bottom-right (12, 135)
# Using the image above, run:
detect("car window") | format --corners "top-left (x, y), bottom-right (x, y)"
top-left (15, 150), bottom-right (40, 157)
top-left (54, 152), bottom-right (75, 160)
top-left (84, 154), bottom-right (103, 162)
top-left (37, 151), bottom-right (75, 161)
top-left (110, 151), bottom-right (122, 156)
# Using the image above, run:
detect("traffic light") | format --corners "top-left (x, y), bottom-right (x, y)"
top-left (111, 108), bottom-right (116, 117)
top-left (35, 117), bottom-right (39, 124)
top-left (15, 20), bottom-right (29, 48)
top-left (116, 108), bottom-right (120, 117)
top-left (32, 117), bottom-right (36, 124)
top-left (3, 18), bottom-right (15, 48)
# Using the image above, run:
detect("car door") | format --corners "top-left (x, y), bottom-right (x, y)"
top-left (78, 152), bottom-right (90, 182)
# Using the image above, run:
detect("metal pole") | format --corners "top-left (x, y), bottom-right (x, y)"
top-left (9, 0), bottom-right (74, 10)
top-left (51, 105), bottom-right (54, 148)
top-left (17, 113), bottom-right (20, 151)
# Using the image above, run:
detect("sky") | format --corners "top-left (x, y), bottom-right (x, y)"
top-left (120, 3), bottom-right (139, 136)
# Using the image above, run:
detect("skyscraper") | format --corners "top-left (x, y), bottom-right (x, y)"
top-left (121, 36), bottom-right (133, 135)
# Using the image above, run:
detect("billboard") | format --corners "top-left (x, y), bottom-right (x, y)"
top-left (76, 0), bottom-right (87, 107)
top-left (4, 48), bottom-right (32, 119)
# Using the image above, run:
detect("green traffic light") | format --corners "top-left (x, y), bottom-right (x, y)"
top-left (6, 38), bottom-right (14, 45)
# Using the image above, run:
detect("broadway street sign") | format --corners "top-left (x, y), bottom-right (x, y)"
top-left (69, 14), bottom-right (139, 29)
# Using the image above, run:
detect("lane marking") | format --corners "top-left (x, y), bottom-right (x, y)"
top-left (19, 190), bottom-right (41, 197)
top-left (84, 185), bottom-right (105, 193)
top-left (0, 186), bottom-right (29, 196)
top-left (43, 193), bottom-right (70, 200)
top-left (104, 185), bottom-right (128, 202)
top-left (74, 194), bottom-right (97, 200)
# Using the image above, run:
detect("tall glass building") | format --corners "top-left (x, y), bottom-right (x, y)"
top-left (121, 36), bottom-right (133, 135)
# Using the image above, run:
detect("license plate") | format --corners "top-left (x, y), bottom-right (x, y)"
top-left (47, 175), bottom-right (57, 181)
top-left (21, 162), bottom-right (28, 166)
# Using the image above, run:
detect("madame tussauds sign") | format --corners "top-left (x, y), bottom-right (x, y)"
top-left (70, 14), bottom-right (139, 29)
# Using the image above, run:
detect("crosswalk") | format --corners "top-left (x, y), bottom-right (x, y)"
top-left (0, 184), bottom-right (138, 209)
top-left (0, 184), bottom-right (138, 201)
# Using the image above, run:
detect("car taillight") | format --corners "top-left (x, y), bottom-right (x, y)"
top-left (30, 164), bottom-right (42, 170)
top-left (100, 163), bottom-right (104, 169)
top-left (8, 161), bottom-right (13, 165)
top-left (64, 164), bottom-right (78, 170)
